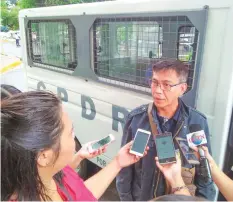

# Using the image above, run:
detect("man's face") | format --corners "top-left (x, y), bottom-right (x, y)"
top-left (151, 69), bottom-right (187, 109)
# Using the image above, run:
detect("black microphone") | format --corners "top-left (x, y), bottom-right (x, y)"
top-left (188, 124), bottom-right (213, 183)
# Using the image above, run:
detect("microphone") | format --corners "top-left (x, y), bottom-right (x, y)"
top-left (187, 124), bottom-right (213, 183)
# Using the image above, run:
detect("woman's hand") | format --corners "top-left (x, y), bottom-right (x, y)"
top-left (76, 141), bottom-right (107, 160)
top-left (155, 154), bottom-right (184, 187)
top-left (191, 146), bottom-right (217, 171)
top-left (70, 141), bottom-right (107, 170)
top-left (115, 141), bottom-right (149, 169)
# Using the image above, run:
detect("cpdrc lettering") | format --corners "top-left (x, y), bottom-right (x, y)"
top-left (36, 81), bottom-right (129, 132)
top-left (97, 156), bottom-right (106, 167)
top-left (112, 105), bottom-right (129, 132)
top-left (57, 87), bottom-right (68, 102)
top-left (37, 81), bottom-right (46, 90)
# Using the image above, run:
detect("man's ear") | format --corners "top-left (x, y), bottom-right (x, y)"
top-left (180, 83), bottom-right (188, 96)
top-left (37, 149), bottom-right (54, 167)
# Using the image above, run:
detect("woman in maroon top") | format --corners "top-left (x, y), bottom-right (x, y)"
top-left (1, 91), bottom-right (146, 201)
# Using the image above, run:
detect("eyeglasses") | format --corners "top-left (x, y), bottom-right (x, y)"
top-left (149, 79), bottom-right (185, 91)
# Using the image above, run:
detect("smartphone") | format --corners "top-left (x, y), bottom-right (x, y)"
top-left (88, 134), bottom-right (115, 153)
top-left (175, 137), bottom-right (200, 165)
top-left (130, 129), bottom-right (151, 157)
top-left (155, 133), bottom-right (176, 164)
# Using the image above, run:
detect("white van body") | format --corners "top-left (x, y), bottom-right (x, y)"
top-left (19, 0), bottom-right (233, 179)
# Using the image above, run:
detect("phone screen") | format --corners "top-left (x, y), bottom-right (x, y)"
top-left (131, 130), bottom-right (150, 154)
top-left (92, 135), bottom-right (111, 150)
top-left (176, 138), bottom-right (199, 164)
top-left (156, 135), bottom-right (176, 161)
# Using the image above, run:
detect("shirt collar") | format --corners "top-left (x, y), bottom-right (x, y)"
top-left (152, 100), bottom-right (181, 122)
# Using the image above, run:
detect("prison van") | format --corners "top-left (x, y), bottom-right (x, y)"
top-left (19, 0), bottom-right (233, 197)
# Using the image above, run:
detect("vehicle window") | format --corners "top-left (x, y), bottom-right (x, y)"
top-left (27, 20), bottom-right (77, 71)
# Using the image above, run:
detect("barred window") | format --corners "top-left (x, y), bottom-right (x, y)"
top-left (93, 16), bottom-right (198, 91)
top-left (178, 26), bottom-right (198, 91)
top-left (27, 20), bottom-right (77, 72)
top-left (178, 26), bottom-right (196, 62)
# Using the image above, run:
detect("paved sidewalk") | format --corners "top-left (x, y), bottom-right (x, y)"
top-left (0, 39), bottom-right (22, 58)
top-left (0, 55), bottom-right (21, 71)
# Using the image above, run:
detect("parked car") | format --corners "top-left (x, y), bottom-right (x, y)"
top-left (1, 25), bottom-right (9, 32)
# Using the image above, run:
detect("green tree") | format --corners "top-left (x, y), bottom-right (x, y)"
top-left (1, 0), bottom-right (20, 30)
top-left (1, 1), bottom-right (10, 27)
top-left (18, 0), bottom-right (36, 8)
top-left (7, 6), bottom-right (20, 29)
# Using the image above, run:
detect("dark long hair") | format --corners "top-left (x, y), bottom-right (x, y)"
top-left (1, 84), bottom-right (21, 100)
top-left (1, 91), bottom-right (64, 201)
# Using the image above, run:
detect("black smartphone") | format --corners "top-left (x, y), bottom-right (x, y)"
top-left (155, 133), bottom-right (176, 164)
top-left (175, 137), bottom-right (200, 165)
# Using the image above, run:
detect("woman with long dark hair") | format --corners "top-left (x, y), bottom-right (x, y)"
top-left (1, 91), bottom-right (145, 201)
top-left (1, 84), bottom-right (21, 99)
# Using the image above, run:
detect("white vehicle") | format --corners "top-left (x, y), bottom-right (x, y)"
top-left (19, 0), bottom-right (233, 199)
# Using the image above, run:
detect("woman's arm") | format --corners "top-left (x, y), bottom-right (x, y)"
top-left (169, 176), bottom-right (191, 196)
top-left (69, 153), bottom-right (84, 170)
top-left (84, 157), bottom-right (121, 199)
top-left (212, 165), bottom-right (233, 201)
top-left (84, 141), bottom-right (148, 199)
top-left (201, 146), bottom-right (233, 201)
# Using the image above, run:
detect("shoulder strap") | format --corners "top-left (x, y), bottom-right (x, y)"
top-left (57, 181), bottom-right (73, 201)
top-left (147, 102), bottom-right (159, 136)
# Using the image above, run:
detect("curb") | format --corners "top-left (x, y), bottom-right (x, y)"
top-left (1, 60), bottom-right (22, 74)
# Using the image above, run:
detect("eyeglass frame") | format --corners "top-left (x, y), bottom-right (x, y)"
top-left (149, 79), bottom-right (186, 91)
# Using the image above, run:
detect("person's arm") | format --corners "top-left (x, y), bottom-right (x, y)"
top-left (84, 157), bottom-right (121, 199)
top-left (69, 153), bottom-right (83, 170)
top-left (170, 177), bottom-right (191, 196)
top-left (116, 117), bottom-right (134, 201)
top-left (84, 141), bottom-right (145, 200)
top-left (155, 156), bottom-right (191, 196)
top-left (198, 146), bottom-right (233, 201)
top-left (194, 120), bottom-right (216, 200)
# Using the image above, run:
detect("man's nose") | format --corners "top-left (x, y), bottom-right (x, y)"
top-left (153, 84), bottom-right (163, 93)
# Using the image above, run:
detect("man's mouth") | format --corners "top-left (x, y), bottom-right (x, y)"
top-left (155, 97), bottom-right (165, 101)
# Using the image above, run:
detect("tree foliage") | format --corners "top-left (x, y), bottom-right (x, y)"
top-left (1, 0), bottom-right (100, 30)
top-left (18, 0), bottom-right (36, 8)
top-left (1, 1), bottom-right (20, 30)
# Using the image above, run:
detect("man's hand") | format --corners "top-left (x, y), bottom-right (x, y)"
top-left (115, 141), bottom-right (149, 169)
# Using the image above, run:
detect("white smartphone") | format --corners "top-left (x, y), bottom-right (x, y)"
top-left (88, 134), bottom-right (115, 153)
top-left (130, 129), bottom-right (151, 157)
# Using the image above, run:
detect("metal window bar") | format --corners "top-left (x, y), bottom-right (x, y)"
top-left (27, 19), bottom-right (77, 73)
top-left (93, 16), bottom-right (198, 92)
